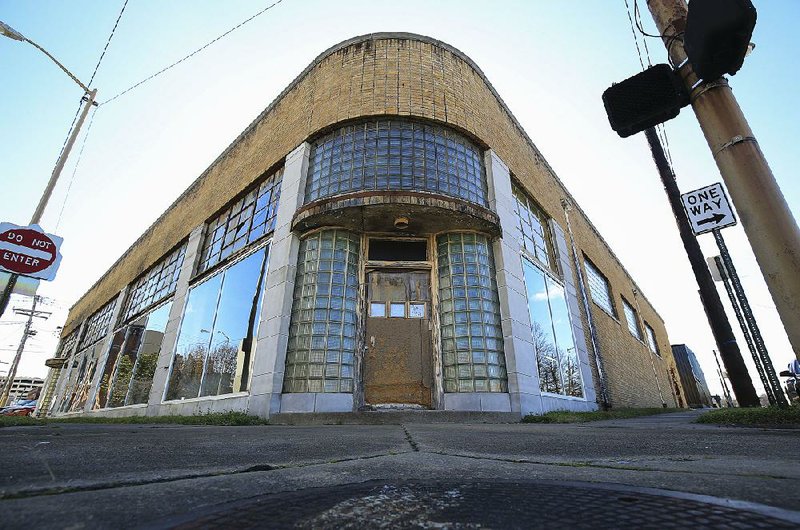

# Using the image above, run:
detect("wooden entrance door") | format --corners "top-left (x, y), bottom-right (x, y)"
top-left (364, 270), bottom-right (433, 407)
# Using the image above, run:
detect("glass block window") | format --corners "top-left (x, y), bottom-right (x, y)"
top-left (645, 322), bottom-right (660, 355)
top-left (512, 182), bottom-right (558, 272)
top-left (121, 244), bottom-right (186, 322)
top-left (622, 298), bottom-right (643, 340)
top-left (284, 230), bottom-right (360, 393)
top-left (56, 329), bottom-right (79, 358)
top-left (522, 257), bottom-right (584, 398)
top-left (78, 298), bottom-right (117, 350)
top-left (306, 119), bottom-right (488, 206)
top-left (583, 258), bottom-right (616, 317)
top-left (198, 168), bottom-right (282, 273)
top-left (437, 233), bottom-right (506, 393)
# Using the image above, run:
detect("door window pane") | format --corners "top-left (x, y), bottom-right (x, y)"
top-left (390, 303), bottom-right (406, 318)
top-left (370, 302), bottom-right (386, 317)
top-left (409, 303), bottom-right (426, 319)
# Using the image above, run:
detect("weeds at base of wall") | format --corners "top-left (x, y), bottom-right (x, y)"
top-left (521, 407), bottom-right (682, 424)
top-left (695, 405), bottom-right (800, 427)
top-left (0, 411), bottom-right (269, 428)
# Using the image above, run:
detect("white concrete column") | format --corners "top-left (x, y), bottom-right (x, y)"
top-left (83, 287), bottom-right (128, 412)
top-left (484, 150), bottom-right (542, 415)
top-left (247, 142), bottom-right (310, 417)
top-left (146, 224), bottom-right (206, 413)
top-left (551, 220), bottom-right (598, 409)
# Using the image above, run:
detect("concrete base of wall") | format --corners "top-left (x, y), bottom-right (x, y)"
top-left (443, 392), bottom-right (512, 412)
top-left (279, 392), bottom-right (354, 413)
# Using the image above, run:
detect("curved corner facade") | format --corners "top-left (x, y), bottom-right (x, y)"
top-left (38, 34), bottom-right (684, 419)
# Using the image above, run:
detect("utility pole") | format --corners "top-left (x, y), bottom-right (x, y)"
top-left (0, 295), bottom-right (50, 405)
top-left (644, 127), bottom-right (760, 407)
top-left (712, 349), bottom-right (734, 407)
top-left (646, 0), bottom-right (800, 361)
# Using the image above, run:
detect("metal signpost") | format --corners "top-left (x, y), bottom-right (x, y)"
top-left (682, 183), bottom-right (787, 406)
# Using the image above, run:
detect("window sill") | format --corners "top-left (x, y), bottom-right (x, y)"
top-left (591, 300), bottom-right (619, 323)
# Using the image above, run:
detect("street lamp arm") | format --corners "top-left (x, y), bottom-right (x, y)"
top-left (22, 37), bottom-right (90, 93)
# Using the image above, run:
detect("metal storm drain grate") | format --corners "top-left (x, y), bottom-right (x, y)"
top-left (164, 480), bottom-right (799, 529)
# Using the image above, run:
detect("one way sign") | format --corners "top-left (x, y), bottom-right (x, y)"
top-left (680, 182), bottom-right (737, 235)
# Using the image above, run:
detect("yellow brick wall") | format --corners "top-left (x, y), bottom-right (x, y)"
top-left (63, 34), bottom-right (682, 408)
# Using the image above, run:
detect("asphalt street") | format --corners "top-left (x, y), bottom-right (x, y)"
top-left (1, 410), bottom-right (798, 528)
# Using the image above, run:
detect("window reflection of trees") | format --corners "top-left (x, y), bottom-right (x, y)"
top-left (523, 258), bottom-right (584, 399)
top-left (166, 246), bottom-right (268, 401)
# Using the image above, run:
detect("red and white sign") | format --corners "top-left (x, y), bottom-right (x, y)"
top-left (0, 222), bottom-right (63, 281)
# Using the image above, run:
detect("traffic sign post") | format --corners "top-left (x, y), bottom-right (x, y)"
top-left (680, 183), bottom-right (737, 235)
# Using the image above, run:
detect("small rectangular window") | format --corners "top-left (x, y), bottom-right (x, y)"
top-left (368, 239), bottom-right (427, 261)
top-left (390, 302), bottom-right (406, 318)
top-left (583, 257), bottom-right (616, 317)
top-left (409, 303), bottom-right (426, 319)
top-left (645, 323), bottom-right (660, 355)
top-left (622, 298), bottom-right (643, 340)
top-left (370, 302), bottom-right (386, 317)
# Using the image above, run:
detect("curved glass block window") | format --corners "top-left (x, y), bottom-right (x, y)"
top-left (78, 298), bottom-right (117, 350)
top-left (437, 233), bottom-right (506, 393)
top-left (512, 182), bottom-right (558, 273)
top-left (306, 119), bottom-right (487, 206)
top-left (284, 230), bottom-right (360, 393)
top-left (95, 301), bottom-right (172, 409)
top-left (122, 244), bottom-right (186, 322)
top-left (199, 168), bottom-right (282, 273)
top-left (166, 245), bottom-right (269, 400)
top-left (522, 257), bottom-right (584, 398)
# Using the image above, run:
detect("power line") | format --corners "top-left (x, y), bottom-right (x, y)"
top-left (100, 0), bottom-right (286, 106)
top-left (88, 0), bottom-right (129, 88)
top-left (55, 106), bottom-right (98, 232)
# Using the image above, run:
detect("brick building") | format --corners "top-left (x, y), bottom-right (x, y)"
top-left (671, 344), bottom-right (713, 408)
top-left (39, 34), bottom-right (683, 419)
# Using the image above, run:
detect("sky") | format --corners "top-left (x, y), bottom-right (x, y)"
top-left (0, 0), bottom-right (798, 402)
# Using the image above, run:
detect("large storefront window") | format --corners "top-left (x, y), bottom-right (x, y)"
top-left (284, 230), bottom-right (360, 393)
top-left (59, 342), bottom-right (105, 413)
top-left (522, 258), bottom-right (583, 398)
top-left (165, 245), bottom-right (269, 400)
top-left (437, 233), bottom-right (506, 393)
top-left (512, 182), bottom-right (558, 273)
top-left (306, 119), bottom-right (488, 206)
top-left (95, 302), bottom-right (172, 409)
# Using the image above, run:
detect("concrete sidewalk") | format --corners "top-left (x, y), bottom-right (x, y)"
top-left (1, 412), bottom-right (798, 528)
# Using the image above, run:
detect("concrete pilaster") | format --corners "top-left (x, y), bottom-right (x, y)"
top-left (485, 150), bottom-right (543, 415)
top-left (248, 142), bottom-right (311, 417)
top-left (146, 225), bottom-right (206, 413)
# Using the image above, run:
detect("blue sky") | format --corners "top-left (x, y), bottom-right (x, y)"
top-left (1, 0), bottom-right (797, 400)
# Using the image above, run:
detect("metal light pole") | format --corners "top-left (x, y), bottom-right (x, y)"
top-left (646, 0), bottom-right (800, 362)
top-left (0, 21), bottom-right (97, 318)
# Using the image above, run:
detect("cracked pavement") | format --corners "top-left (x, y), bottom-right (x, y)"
top-left (1, 410), bottom-right (798, 528)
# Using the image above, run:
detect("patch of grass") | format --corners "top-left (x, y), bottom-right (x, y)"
top-left (522, 407), bottom-right (681, 424)
top-left (695, 405), bottom-right (800, 427)
top-left (0, 411), bottom-right (268, 428)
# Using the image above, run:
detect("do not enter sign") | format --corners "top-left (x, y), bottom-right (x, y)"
top-left (0, 222), bottom-right (63, 281)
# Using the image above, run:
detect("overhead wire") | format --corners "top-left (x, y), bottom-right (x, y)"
top-left (100, 0), bottom-right (285, 106)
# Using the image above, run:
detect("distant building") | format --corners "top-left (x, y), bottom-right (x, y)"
top-left (1, 376), bottom-right (44, 405)
top-left (39, 34), bottom-right (684, 420)
top-left (671, 344), bottom-right (713, 408)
